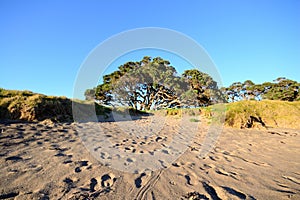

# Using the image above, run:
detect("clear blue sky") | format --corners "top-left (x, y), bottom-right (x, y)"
top-left (1, 0), bottom-right (299, 98)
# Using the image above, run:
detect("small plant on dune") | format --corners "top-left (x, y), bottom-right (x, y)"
top-left (182, 108), bottom-right (201, 116)
top-left (165, 108), bottom-right (182, 117)
top-left (189, 118), bottom-right (200, 122)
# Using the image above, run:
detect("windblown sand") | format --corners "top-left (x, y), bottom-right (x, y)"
top-left (0, 116), bottom-right (299, 199)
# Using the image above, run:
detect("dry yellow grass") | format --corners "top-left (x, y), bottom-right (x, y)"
top-left (223, 100), bottom-right (300, 129)
top-left (0, 88), bottom-right (73, 122)
top-left (1, 88), bottom-right (299, 129)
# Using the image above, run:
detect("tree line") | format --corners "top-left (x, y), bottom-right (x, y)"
top-left (85, 56), bottom-right (300, 110)
top-left (221, 77), bottom-right (300, 102)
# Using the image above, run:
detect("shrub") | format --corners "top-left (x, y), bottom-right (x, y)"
top-left (189, 118), bottom-right (200, 122)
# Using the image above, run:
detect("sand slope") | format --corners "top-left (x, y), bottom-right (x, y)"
top-left (0, 117), bottom-right (299, 199)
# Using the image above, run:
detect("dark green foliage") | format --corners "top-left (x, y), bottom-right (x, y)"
top-left (94, 103), bottom-right (112, 115)
top-left (262, 78), bottom-right (299, 101)
top-left (112, 57), bottom-right (183, 110)
top-left (182, 69), bottom-right (226, 106)
top-left (86, 57), bottom-right (300, 106)
top-left (86, 57), bottom-right (221, 110)
top-left (0, 89), bottom-right (73, 122)
top-left (84, 88), bottom-right (95, 101)
top-left (222, 78), bottom-right (300, 102)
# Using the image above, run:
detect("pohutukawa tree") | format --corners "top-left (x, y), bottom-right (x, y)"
top-left (222, 80), bottom-right (256, 102)
top-left (182, 69), bottom-right (225, 106)
top-left (222, 77), bottom-right (300, 102)
top-left (85, 56), bottom-right (221, 110)
top-left (112, 57), bottom-right (185, 110)
top-left (262, 77), bottom-right (300, 101)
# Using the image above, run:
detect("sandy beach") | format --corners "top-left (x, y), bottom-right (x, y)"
top-left (2, 0), bottom-right (300, 199)
top-left (0, 116), bottom-right (299, 200)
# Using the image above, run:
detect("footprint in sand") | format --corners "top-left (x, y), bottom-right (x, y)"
top-left (75, 167), bottom-right (81, 173)
top-left (209, 155), bottom-right (220, 161)
top-left (172, 162), bottom-right (181, 167)
top-left (201, 182), bottom-right (221, 200)
top-left (90, 178), bottom-right (98, 192)
top-left (282, 175), bottom-right (300, 185)
top-left (155, 136), bottom-right (163, 142)
top-left (184, 172), bottom-right (198, 186)
top-left (185, 175), bottom-right (192, 185)
top-left (182, 191), bottom-right (209, 200)
top-left (0, 192), bottom-right (19, 199)
top-left (62, 177), bottom-right (75, 193)
top-left (221, 186), bottom-right (247, 199)
top-left (55, 152), bottom-right (67, 157)
top-left (122, 156), bottom-right (136, 166)
top-left (5, 156), bottom-right (23, 162)
top-left (200, 163), bottom-right (215, 171)
top-left (223, 155), bottom-right (233, 162)
top-left (215, 168), bottom-right (230, 176)
top-left (101, 173), bottom-right (116, 187)
top-left (135, 172), bottom-right (147, 188)
top-left (215, 168), bottom-right (239, 180)
top-left (74, 160), bottom-right (90, 173)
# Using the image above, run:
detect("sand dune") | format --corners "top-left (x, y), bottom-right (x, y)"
top-left (0, 116), bottom-right (299, 199)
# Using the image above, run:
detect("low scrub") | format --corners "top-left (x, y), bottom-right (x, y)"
top-left (2, 88), bottom-right (299, 128)
top-left (161, 108), bottom-right (201, 117)
top-left (224, 100), bottom-right (300, 129)
top-left (0, 89), bottom-right (73, 122)
top-left (160, 101), bottom-right (300, 129)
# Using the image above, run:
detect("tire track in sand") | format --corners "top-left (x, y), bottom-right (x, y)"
top-left (134, 169), bottom-right (163, 200)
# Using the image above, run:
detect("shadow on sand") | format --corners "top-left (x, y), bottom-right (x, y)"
top-left (72, 101), bottom-right (153, 123)
top-left (97, 110), bottom-right (153, 123)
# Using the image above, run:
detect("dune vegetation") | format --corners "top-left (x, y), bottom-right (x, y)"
top-left (152, 101), bottom-right (300, 129)
top-left (223, 100), bottom-right (300, 129)
top-left (198, 100), bottom-right (300, 129)
top-left (0, 88), bottom-right (73, 122)
top-left (0, 88), bottom-right (147, 123)
top-left (1, 88), bottom-right (299, 129)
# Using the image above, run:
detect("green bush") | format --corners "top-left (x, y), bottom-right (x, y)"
top-left (189, 118), bottom-right (200, 122)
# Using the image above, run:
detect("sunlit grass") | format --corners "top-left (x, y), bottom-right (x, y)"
top-left (224, 100), bottom-right (300, 129)
top-left (1, 88), bottom-right (299, 128)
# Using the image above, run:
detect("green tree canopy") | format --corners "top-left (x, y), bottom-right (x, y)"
top-left (222, 77), bottom-right (300, 102)
top-left (262, 78), bottom-right (299, 101)
top-left (85, 57), bottom-right (221, 110)
top-left (182, 69), bottom-right (224, 106)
